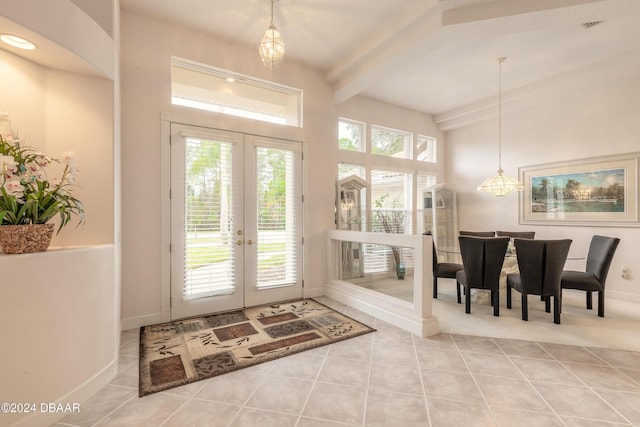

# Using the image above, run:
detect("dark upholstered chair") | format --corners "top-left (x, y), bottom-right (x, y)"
top-left (456, 236), bottom-right (509, 316)
top-left (507, 239), bottom-right (572, 324)
top-left (423, 232), bottom-right (464, 301)
top-left (496, 231), bottom-right (536, 239)
top-left (459, 230), bottom-right (496, 237)
top-left (561, 235), bottom-right (620, 317)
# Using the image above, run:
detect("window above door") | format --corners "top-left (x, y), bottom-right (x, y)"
top-left (171, 57), bottom-right (303, 127)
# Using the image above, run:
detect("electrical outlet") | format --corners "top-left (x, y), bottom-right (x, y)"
top-left (621, 265), bottom-right (630, 279)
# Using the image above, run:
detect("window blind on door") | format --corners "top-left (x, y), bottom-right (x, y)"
top-left (182, 137), bottom-right (236, 300)
top-left (255, 146), bottom-right (299, 288)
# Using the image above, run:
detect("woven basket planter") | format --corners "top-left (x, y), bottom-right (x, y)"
top-left (0, 223), bottom-right (55, 254)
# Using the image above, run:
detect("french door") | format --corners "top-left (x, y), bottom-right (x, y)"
top-left (170, 124), bottom-right (303, 319)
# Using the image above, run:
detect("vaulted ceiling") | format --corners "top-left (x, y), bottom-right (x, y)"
top-left (121, 0), bottom-right (640, 129)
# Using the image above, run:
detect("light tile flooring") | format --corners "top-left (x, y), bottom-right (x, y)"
top-left (54, 293), bottom-right (640, 427)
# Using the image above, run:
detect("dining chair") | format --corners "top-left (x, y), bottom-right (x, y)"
top-left (459, 231), bottom-right (496, 237)
top-left (560, 235), bottom-right (620, 317)
top-left (423, 232), bottom-right (464, 301)
top-left (496, 231), bottom-right (535, 239)
top-left (456, 236), bottom-right (509, 316)
top-left (506, 239), bottom-right (572, 324)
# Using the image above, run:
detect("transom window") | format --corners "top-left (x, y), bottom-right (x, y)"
top-left (171, 57), bottom-right (302, 127)
top-left (417, 135), bottom-right (436, 162)
top-left (338, 119), bottom-right (365, 152)
top-left (371, 125), bottom-right (411, 159)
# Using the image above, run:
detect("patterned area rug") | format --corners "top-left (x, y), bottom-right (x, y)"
top-left (139, 299), bottom-right (375, 396)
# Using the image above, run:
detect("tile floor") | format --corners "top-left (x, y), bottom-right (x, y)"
top-left (54, 294), bottom-right (640, 427)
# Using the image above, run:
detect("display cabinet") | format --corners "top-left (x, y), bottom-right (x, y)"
top-left (423, 183), bottom-right (458, 261)
top-left (336, 175), bottom-right (370, 279)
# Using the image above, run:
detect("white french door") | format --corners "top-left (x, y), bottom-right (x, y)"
top-left (170, 124), bottom-right (303, 319)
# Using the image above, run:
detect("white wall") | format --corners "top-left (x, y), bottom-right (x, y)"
top-left (44, 70), bottom-right (114, 246)
top-left (0, 246), bottom-right (117, 427)
top-left (446, 53), bottom-right (640, 300)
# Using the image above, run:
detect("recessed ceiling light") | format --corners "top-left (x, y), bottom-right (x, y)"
top-left (0, 34), bottom-right (37, 50)
top-left (226, 77), bottom-right (235, 82)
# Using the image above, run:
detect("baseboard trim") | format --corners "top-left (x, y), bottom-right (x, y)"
top-left (9, 356), bottom-right (118, 427)
top-left (607, 289), bottom-right (640, 303)
top-left (325, 281), bottom-right (439, 337)
top-left (121, 312), bottom-right (163, 331)
top-left (303, 286), bottom-right (325, 299)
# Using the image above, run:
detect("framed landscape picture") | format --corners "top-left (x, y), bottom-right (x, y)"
top-left (519, 153), bottom-right (639, 226)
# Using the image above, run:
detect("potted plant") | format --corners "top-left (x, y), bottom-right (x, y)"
top-left (0, 113), bottom-right (84, 254)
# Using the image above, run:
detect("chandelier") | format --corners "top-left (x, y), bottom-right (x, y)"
top-left (258, 0), bottom-right (286, 70)
top-left (477, 57), bottom-right (523, 197)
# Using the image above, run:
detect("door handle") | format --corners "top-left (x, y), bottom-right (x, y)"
top-left (247, 240), bottom-right (253, 245)
top-left (236, 240), bottom-right (244, 246)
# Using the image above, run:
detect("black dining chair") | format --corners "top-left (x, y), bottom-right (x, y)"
top-left (507, 239), bottom-right (572, 324)
top-left (423, 232), bottom-right (464, 301)
top-left (560, 235), bottom-right (620, 317)
top-left (456, 236), bottom-right (509, 316)
top-left (496, 231), bottom-right (536, 239)
top-left (459, 231), bottom-right (496, 237)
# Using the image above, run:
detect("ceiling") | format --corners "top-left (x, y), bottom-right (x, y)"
top-left (121, 0), bottom-right (640, 128)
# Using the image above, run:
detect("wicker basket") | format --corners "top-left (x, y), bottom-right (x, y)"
top-left (0, 223), bottom-right (55, 254)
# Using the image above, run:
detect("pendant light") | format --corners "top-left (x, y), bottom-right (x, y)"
top-left (477, 57), bottom-right (523, 197)
top-left (258, 0), bottom-right (286, 70)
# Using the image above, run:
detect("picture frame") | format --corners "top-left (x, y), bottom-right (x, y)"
top-left (519, 152), bottom-right (639, 227)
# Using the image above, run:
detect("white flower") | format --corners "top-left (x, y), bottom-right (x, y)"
top-left (0, 116), bottom-right (84, 229)
top-left (1, 154), bottom-right (16, 168)
top-left (34, 152), bottom-right (50, 167)
top-left (21, 160), bottom-right (44, 182)
top-left (27, 162), bottom-right (40, 173)
top-left (62, 150), bottom-right (76, 163)
top-left (1, 154), bottom-right (17, 177)
top-left (3, 178), bottom-right (24, 197)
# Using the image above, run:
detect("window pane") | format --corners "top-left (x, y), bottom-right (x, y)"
top-left (183, 137), bottom-right (235, 299)
top-left (338, 119), bottom-right (364, 152)
top-left (338, 162), bottom-right (365, 180)
top-left (256, 146), bottom-right (299, 288)
top-left (367, 169), bottom-right (414, 274)
top-left (371, 126), bottom-right (411, 159)
top-left (371, 169), bottom-right (412, 234)
top-left (417, 135), bottom-right (436, 162)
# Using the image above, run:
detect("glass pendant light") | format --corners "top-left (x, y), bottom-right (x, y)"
top-left (258, 0), bottom-right (286, 70)
top-left (477, 57), bottom-right (523, 197)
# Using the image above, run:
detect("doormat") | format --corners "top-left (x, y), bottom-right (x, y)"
top-left (139, 299), bottom-right (375, 396)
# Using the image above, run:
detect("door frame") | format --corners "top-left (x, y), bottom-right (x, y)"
top-left (159, 113), bottom-right (306, 322)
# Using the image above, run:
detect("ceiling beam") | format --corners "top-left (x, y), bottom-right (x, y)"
top-left (328, 0), bottom-right (632, 108)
